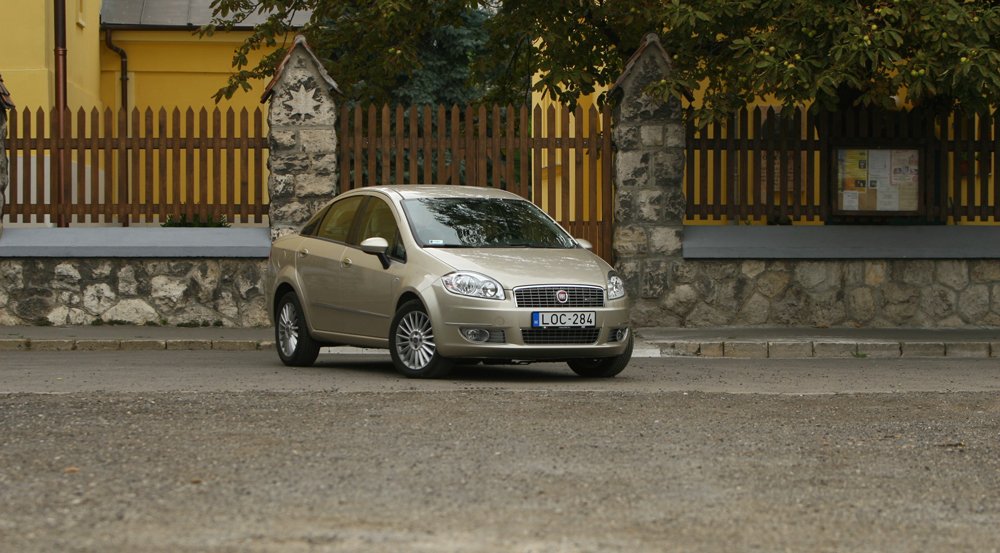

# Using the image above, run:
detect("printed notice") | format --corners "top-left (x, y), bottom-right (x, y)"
top-left (877, 186), bottom-right (900, 211)
top-left (892, 149), bottom-right (919, 211)
top-left (842, 190), bottom-right (859, 211)
top-left (867, 150), bottom-right (890, 190)
top-left (839, 149), bottom-right (869, 190)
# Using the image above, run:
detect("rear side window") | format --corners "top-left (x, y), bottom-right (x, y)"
top-left (316, 196), bottom-right (365, 243)
top-left (299, 206), bottom-right (329, 236)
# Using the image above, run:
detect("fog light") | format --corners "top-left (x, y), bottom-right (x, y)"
top-left (461, 328), bottom-right (491, 343)
top-left (611, 328), bottom-right (629, 342)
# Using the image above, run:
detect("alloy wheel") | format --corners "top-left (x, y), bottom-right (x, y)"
top-left (394, 310), bottom-right (436, 370)
top-left (278, 301), bottom-right (299, 358)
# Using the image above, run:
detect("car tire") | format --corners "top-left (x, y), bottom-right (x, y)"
top-left (389, 300), bottom-right (453, 379)
top-left (275, 291), bottom-right (321, 367)
top-left (567, 334), bottom-right (633, 378)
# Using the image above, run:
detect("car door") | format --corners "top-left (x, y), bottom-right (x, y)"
top-left (296, 195), bottom-right (365, 334)
top-left (336, 196), bottom-right (405, 339)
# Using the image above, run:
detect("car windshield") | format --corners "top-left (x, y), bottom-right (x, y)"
top-left (402, 197), bottom-right (578, 249)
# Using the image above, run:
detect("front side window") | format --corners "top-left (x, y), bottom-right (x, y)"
top-left (316, 196), bottom-right (365, 243)
top-left (401, 197), bottom-right (577, 249)
top-left (356, 198), bottom-right (405, 260)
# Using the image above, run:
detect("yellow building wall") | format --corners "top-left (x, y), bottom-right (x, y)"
top-left (0, 2), bottom-right (273, 112)
top-left (69, 0), bottom-right (104, 108)
top-left (99, 30), bottom-right (274, 113)
top-left (0, 0), bottom-right (103, 109)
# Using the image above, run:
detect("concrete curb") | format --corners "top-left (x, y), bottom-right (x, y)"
top-left (649, 340), bottom-right (997, 359)
top-left (1, 338), bottom-right (278, 352)
top-left (0, 336), bottom-right (1000, 359)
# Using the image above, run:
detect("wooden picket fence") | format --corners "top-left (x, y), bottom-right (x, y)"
top-left (337, 103), bottom-right (615, 261)
top-left (687, 105), bottom-right (1000, 224)
top-left (2, 106), bottom-right (268, 226)
top-left (2, 102), bottom-right (615, 261)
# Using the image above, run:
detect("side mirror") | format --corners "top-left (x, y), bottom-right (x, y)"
top-left (575, 238), bottom-right (593, 250)
top-left (360, 236), bottom-right (389, 255)
top-left (359, 237), bottom-right (391, 269)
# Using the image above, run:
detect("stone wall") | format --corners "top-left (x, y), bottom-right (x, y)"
top-left (0, 259), bottom-right (268, 327)
top-left (633, 259), bottom-right (1000, 328)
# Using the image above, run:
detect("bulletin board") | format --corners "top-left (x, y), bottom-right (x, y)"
top-left (835, 148), bottom-right (920, 214)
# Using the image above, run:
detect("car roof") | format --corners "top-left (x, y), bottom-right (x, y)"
top-left (356, 185), bottom-right (526, 201)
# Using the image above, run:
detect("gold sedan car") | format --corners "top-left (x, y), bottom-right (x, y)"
top-left (266, 186), bottom-right (632, 378)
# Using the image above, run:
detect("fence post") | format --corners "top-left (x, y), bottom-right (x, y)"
top-left (0, 75), bottom-right (14, 239)
top-left (609, 34), bottom-right (686, 326)
top-left (261, 36), bottom-right (342, 241)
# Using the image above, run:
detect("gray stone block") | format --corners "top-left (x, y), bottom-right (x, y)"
top-left (699, 341), bottom-right (724, 357)
top-left (212, 340), bottom-right (261, 351)
top-left (30, 339), bottom-right (75, 351)
top-left (901, 342), bottom-right (945, 357)
top-left (857, 342), bottom-right (901, 358)
top-left (659, 341), bottom-right (700, 356)
top-left (74, 340), bottom-right (121, 351)
top-left (768, 341), bottom-right (813, 358)
top-left (813, 341), bottom-right (858, 358)
top-left (121, 340), bottom-right (167, 351)
top-left (723, 341), bottom-right (768, 358)
top-left (0, 339), bottom-right (29, 351)
top-left (640, 125), bottom-right (664, 147)
top-left (166, 339), bottom-right (213, 350)
top-left (945, 342), bottom-right (991, 358)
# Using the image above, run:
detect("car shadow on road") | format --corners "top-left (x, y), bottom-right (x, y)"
top-left (310, 356), bottom-right (586, 383)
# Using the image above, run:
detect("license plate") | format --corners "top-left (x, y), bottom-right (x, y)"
top-left (531, 311), bottom-right (596, 328)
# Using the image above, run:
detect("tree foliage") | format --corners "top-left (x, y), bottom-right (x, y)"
top-left (651, 0), bottom-right (1000, 121)
top-left (206, 0), bottom-right (1000, 121)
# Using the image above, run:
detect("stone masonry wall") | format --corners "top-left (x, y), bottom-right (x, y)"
top-left (631, 259), bottom-right (1000, 328)
top-left (0, 259), bottom-right (268, 327)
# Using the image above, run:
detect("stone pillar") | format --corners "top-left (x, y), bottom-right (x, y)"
top-left (0, 76), bottom-right (14, 240)
top-left (609, 34), bottom-right (686, 326)
top-left (260, 36), bottom-right (342, 241)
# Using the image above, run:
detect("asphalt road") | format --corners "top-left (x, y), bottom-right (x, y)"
top-left (2, 351), bottom-right (999, 552)
top-left (4, 350), bottom-right (1000, 394)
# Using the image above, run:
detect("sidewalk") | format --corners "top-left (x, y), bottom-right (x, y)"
top-left (1, 325), bottom-right (998, 358)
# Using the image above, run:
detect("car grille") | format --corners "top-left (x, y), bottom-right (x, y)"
top-left (513, 286), bottom-right (605, 308)
top-left (521, 328), bottom-right (601, 345)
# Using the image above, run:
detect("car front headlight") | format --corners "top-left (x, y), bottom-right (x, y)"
top-left (442, 272), bottom-right (506, 300)
top-left (607, 271), bottom-right (626, 300)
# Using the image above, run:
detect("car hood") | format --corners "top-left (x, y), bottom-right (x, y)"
top-left (421, 247), bottom-right (611, 288)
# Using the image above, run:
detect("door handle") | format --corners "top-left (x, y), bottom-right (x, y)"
top-left (342, 257), bottom-right (353, 268)
top-left (298, 249), bottom-right (310, 258)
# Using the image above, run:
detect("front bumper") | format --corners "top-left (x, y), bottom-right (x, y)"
top-left (425, 283), bottom-right (631, 360)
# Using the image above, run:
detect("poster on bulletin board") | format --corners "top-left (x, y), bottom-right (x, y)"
top-left (836, 149), bottom-right (919, 212)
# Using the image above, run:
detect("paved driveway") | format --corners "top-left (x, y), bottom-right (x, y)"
top-left (2, 352), bottom-right (998, 552)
